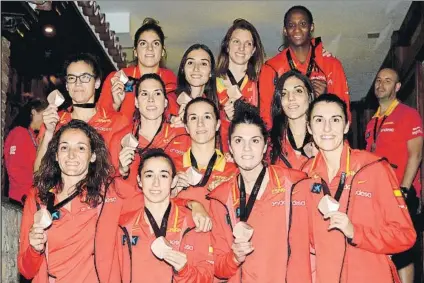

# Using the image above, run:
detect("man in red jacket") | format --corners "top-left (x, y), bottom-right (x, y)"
top-left (259, 5), bottom-right (350, 127)
top-left (365, 68), bottom-right (423, 283)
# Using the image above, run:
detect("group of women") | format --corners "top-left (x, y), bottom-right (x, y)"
top-left (17, 5), bottom-right (416, 283)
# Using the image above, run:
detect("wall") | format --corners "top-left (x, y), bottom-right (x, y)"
top-left (1, 202), bottom-right (22, 283)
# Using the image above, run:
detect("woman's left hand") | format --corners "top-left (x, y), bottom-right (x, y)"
top-left (170, 115), bottom-right (184, 128)
top-left (224, 99), bottom-right (235, 121)
top-left (163, 250), bottom-right (188, 272)
top-left (187, 201), bottom-right (212, 232)
top-left (324, 211), bottom-right (354, 239)
top-left (303, 142), bottom-right (318, 158)
top-left (311, 79), bottom-right (327, 97)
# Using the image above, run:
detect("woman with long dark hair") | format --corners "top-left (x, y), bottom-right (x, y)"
top-left (215, 18), bottom-right (265, 153)
top-left (4, 98), bottom-right (47, 203)
top-left (98, 18), bottom-right (177, 121)
top-left (269, 70), bottom-right (316, 169)
top-left (259, 5), bottom-right (350, 127)
top-left (168, 44), bottom-right (218, 126)
top-left (208, 101), bottom-right (310, 282)
top-left (298, 94), bottom-right (415, 283)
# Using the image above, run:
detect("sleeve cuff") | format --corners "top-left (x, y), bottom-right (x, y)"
top-left (173, 198), bottom-right (190, 208)
top-left (176, 263), bottom-right (190, 277)
top-left (29, 246), bottom-right (44, 258)
top-left (225, 251), bottom-right (240, 272)
top-left (349, 223), bottom-right (362, 247)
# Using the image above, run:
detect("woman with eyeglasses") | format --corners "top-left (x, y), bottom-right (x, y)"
top-left (98, 18), bottom-right (177, 122)
top-left (269, 70), bottom-right (317, 170)
top-left (34, 53), bottom-right (129, 172)
top-left (215, 18), bottom-right (265, 154)
top-left (298, 94), bottom-right (415, 283)
top-left (168, 44), bottom-right (219, 127)
top-left (109, 73), bottom-right (190, 188)
top-left (171, 97), bottom-right (237, 211)
top-left (208, 101), bottom-right (311, 282)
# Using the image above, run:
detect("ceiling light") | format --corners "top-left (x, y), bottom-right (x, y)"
top-left (43, 24), bottom-right (55, 37)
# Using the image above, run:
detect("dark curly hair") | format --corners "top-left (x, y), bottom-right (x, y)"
top-left (33, 120), bottom-right (113, 207)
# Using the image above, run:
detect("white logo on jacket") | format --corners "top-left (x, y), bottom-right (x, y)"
top-left (9, 146), bottom-right (16, 155)
top-left (105, 197), bottom-right (117, 203)
top-left (272, 200), bottom-right (285, 207)
top-left (355, 190), bottom-right (372, 198)
top-left (292, 200), bottom-right (306, 206)
top-left (184, 244), bottom-right (194, 251)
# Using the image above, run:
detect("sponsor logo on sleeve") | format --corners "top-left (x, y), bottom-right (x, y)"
top-left (9, 145), bottom-right (16, 155)
top-left (412, 126), bottom-right (423, 136)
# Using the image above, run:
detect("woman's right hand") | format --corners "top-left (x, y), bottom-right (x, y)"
top-left (119, 146), bottom-right (136, 176)
top-left (111, 74), bottom-right (125, 111)
top-left (171, 172), bottom-right (189, 197)
top-left (170, 115), bottom-right (184, 128)
top-left (29, 223), bottom-right (47, 253)
top-left (42, 105), bottom-right (59, 134)
top-left (231, 237), bottom-right (254, 265)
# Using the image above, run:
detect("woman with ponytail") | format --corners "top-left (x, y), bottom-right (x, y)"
top-left (98, 18), bottom-right (178, 122)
